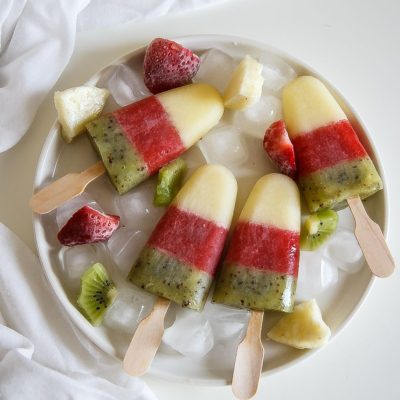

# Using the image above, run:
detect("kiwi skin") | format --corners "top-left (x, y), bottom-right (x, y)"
top-left (77, 263), bottom-right (118, 326)
top-left (300, 210), bottom-right (338, 251)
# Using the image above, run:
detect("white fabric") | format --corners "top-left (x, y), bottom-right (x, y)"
top-left (0, 223), bottom-right (157, 400)
top-left (0, 0), bottom-right (226, 153)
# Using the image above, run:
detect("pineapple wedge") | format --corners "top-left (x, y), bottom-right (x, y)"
top-left (223, 55), bottom-right (264, 109)
top-left (267, 299), bottom-right (331, 349)
top-left (54, 86), bottom-right (109, 143)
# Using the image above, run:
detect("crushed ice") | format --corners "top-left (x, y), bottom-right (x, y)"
top-left (60, 243), bottom-right (109, 288)
top-left (163, 309), bottom-right (215, 359)
top-left (98, 64), bottom-right (150, 107)
top-left (194, 48), bottom-right (237, 93)
top-left (104, 286), bottom-right (154, 334)
top-left (323, 228), bottom-right (364, 274)
top-left (115, 178), bottom-right (165, 232)
top-left (259, 53), bottom-right (297, 92)
top-left (198, 124), bottom-right (248, 168)
top-left (107, 227), bottom-right (148, 278)
top-left (233, 93), bottom-right (282, 139)
top-left (161, 300), bottom-right (250, 358)
top-left (296, 250), bottom-right (339, 302)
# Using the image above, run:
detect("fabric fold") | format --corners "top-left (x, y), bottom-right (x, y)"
top-left (0, 223), bottom-right (156, 400)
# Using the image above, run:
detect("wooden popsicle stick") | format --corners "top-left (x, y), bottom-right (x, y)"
top-left (123, 297), bottom-right (171, 376)
top-left (29, 161), bottom-right (105, 214)
top-left (347, 195), bottom-right (395, 278)
top-left (232, 310), bottom-right (264, 400)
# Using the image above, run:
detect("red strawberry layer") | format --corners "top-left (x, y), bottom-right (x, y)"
top-left (147, 206), bottom-right (228, 275)
top-left (113, 96), bottom-right (185, 174)
top-left (225, 221), bottom-right (300, 276)
top-left (291, 119), bottom-right (367, 177)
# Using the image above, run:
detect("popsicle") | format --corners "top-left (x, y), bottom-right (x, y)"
top-left (282, 76), bottom-right (383, 213)
top-left (86, 83), bottom-right (224, 194)
top-left (213, 173), bottom-right (301, 312)
top-left (128, 164), bottom-right (237, 311)
top-left (212, 173), bottom-right (300, 399)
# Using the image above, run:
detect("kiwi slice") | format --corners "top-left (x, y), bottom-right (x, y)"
top-left (77, 263), bottom-right (118, 326)
top-left (154, 158), bottom-right (187, 206)
top-left (300, 210), bottom-right (338, 251)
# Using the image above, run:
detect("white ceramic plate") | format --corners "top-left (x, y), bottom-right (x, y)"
top-left (32, 35), bottom-right (388, 385)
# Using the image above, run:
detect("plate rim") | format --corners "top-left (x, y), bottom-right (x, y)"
top-left (31, 34), bottom-right (388, 386)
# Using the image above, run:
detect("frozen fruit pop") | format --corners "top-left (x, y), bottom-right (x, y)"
top-left (213, 173), bottom-right (300, 312)
top-left (86, 83), bottom-right (224, 194)
top-left (282, 76), bottom-right (383, 213)
top-left (128, 164), bottom-right (237, 311)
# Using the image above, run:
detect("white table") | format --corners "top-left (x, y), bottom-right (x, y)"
top-left (1, 0), bottom-right (399, 398)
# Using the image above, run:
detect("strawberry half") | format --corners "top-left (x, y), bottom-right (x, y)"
top-left (263, 120), bottom-right (296, 179)
top-left (143, 38), bottom-right (200, 94)
top-left (57, 205), bottom-right (120, 246)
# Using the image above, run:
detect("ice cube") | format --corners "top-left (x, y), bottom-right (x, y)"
top-left (296, 250), bottom-right (339, 301)
top-left (203, 301), bottom-right (250, 342)
top-left (194, 48), bottom-right (237, 93)
top-left (162, 308), bottom-right (214, 359)
top-left (103, 286), bottom-right (154, 334)
top-left (323, 228), bottom-right (364, 274)
top-left (61, 243), bottom-right (108, 287)
top-left (233, 94), bottom-right (282, 139)
top-left (99, 64), bottom-right (150, 107)
top-left (116, 178), bottom-right (165, 232)
top-left (320, 257), bottom-right (340, 287)
top-left (259, 55), bottom-right (297, 92)
top-left (86, 174), bottom-right (120, 215)
top-left (107, 227), bottom-right (148, 277)
top-left (180, 145), bottom-right (206, 173)
top-left (337, 207), bottom-right (356, 231)
top-left (56, 193), bottom-right (99, 229)
top-left (197, 124), bottom-right (248, 168)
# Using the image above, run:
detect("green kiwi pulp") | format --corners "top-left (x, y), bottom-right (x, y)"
top-left (77, 263), bottom-right (118, 326)
top-left (300, 210), bottom-right (338, 251)
top-left (213, 263), bottom-right (296, 312)
top-left (153, 157), bottom-right (187, 206)
top-left (299, 157), bottom-right (383, 213)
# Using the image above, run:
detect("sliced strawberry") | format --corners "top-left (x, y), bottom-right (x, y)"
top-left (57, 205), bottom-right (120, 246)
top-left (143, 38), bottom-right (200, 94)
top-left (263, 120), bottom-right (296, 179)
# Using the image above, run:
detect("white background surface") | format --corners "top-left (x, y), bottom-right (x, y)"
top-left (0, 0), bottom-right (399, 398)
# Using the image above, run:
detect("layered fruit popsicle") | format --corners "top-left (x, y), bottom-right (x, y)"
top-left (86, 83), bottom-right (224, 194)
top-left (282, 76), bottom-right (383, 213)
top-left (128, 164), bottom-right (237, 311)
top-left (213, 173), bottom-right (300, 312)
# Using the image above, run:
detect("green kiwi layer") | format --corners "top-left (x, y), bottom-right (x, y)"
top-left (299, 157), bottom-right (383, 213)
top-left (86, 115), bottom-right (148, 194)
top-left (128, 246), bottom-right (213, 311)
top-left (212, 263), bottom-right (296, 313)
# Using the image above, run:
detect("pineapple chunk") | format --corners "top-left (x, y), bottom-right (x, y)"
top-left (54, 86), bottom-right (109, 143)
top-left (223, 55), bottom-right (264, 109)
top-left (267, 299), bottom-right (331, 349)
